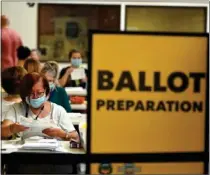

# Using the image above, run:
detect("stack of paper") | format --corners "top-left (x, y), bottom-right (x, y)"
top-left (65, 87), bottom-right (87, 96)
top-left (22, 139), bottom-right (59, 150)
top-left (65, 87), bottom-right (84, 92)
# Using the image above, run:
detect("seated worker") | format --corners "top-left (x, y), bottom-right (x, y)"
top-left (23, 58), bottom-right (41, 73)
top-left (30, 49), bottom-right (40, 61)
top-left (59, 49), bottom-right (87, 88)
top-left (41, 61), bottom-right (72, 112)
top-left (17, 46), bottom-right (31, 67)
top-left (1, 66), bottom-right (27, 121)
top-left (1, 72), bottom-right (79, 141)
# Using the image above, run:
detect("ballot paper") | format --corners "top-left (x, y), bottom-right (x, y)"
top-left (71, 68), bottom-right (86, 80)
top-left (22, 139), bottom-right (59, 150)
top-left (20, 117), bottom-right (59, 139)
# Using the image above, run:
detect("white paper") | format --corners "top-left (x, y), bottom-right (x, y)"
top-left (38, 139), bottom-right (58, 143)
top-left (65, 87), bottom-right (84, 92)
top-left (22, 142), bottom-right (59, 150)
top-left (2, 148), bottom-right (19, 153)
top-left (22, 139), bottom-right (59, 150)
top-left (66, 112), bottom-right (82, 118)
top-left (20, 118), bottom-right (59, 139)
top-left (71, 68), bottom-right (85, 80)
top-left (2, 143), bottom-right (23, 149)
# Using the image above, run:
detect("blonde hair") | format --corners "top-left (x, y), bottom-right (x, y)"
top-left (23, 58), bottom-right (41, 73)
top-left (41, 61), bottom-right (59, 79)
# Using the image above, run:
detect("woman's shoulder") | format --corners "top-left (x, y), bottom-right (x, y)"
top-left (5, 102), bottom-right (26, 117)
top-left (55, 86), bottom-right (66, 94)
top-left (12, 101), bottom-right (25, 109)
top-left (51, 102), bottom-right (66, 112)
top-left (55, 86), bottom-right (65, 91)
top-left (61, 66), bottom-right (71, 73)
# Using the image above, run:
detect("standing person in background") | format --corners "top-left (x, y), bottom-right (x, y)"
top-left (23, 58), bottom-right (41, 73)
top-left (30, 49), bottom-right (40, 61)
top-left (1, 15), bottom-right (23, 70)
top-left (17, 46), bottom-right (31, 67)
top-left (41, 61), bottom-right (72, 112)
top-left (59, 49), bottom-right (88, 88)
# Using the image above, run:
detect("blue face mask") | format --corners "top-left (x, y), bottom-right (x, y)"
top-left (26, 95), bottom-right (47, 109)
top-left (49, 82), bottom-right (55, 91)
top-left (71, 58), bottom-right (82, 67)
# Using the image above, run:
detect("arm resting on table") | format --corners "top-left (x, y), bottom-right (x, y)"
top-left (60, 130), bottom-right (80, 142)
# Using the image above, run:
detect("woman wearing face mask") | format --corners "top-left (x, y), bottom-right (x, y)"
top-left (58, 49), bottom-right (88, 88)
top-left (1, 72), bottom-right (79, 141)
top-left (41, 61), bottom-right (71, 112)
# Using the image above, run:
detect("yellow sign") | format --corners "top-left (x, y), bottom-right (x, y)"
top-left (90, 32), bottom-right (208, 153)
top-left (91, 162), bottom-right (204, 174)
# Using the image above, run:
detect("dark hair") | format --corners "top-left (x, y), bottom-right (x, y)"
top-left (68, 49), bottom-right (81, 60)
top-left (17, 46), bottom-right (31, 60)
top-left (2, 66), bottom-right (27, 95)
top-left (20, 72), bottom-right (50, 102)
top-left (23, 58), bottom-right (41, 73)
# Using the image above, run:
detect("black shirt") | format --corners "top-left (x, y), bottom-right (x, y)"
top-left (59, 66), bottom-right (88, 89)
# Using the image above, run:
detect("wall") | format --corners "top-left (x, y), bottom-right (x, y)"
top-left (126, 7), bottom-right (206, 32)
top-left (1, 1), bottom-right (88, 70)
top-left (2, 1), bottom-right (208, 71)
top-left (2, 2), bottom-right (37, 49)
top-left (38, 4), bottom-right (120, 62)
top-left (2, 1), bottom-right (209, 48)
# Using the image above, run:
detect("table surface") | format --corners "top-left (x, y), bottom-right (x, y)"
top-left (2, 138), bottom-right (86, 154)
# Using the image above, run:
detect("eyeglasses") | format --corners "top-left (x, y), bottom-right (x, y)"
top-left (29, 92), bottom-right (45, 98)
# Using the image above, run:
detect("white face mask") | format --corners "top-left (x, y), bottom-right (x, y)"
top-left (71, 58), bottom-right (82, 67)
top-left (49, 82), bottom-right (56, 91)
top-left (26, 95), bottom-right (47, 109)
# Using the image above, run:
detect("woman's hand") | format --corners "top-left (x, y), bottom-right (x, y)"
top-left (81, 76), bottom-right (87, 83)
top-left (66, 67), bottom-right (74, 75)
top-left (10, 123), bottom-right (29, 134)
top-left (42, 128), bottom-right (65, 138)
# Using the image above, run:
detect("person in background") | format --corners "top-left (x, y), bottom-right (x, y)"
top-left (17, 46), bottom-right (31, 67)
top-left (41, 61), bottom-right (72, 112)
top-left (23, 58), bottom-right (41, 73)
top-left (1, 15), bottom-right (23, 70)
top-left (30, 49), bottom-right (40, 61)
top-left (59, 49), bottom-right (88, 88)
top-left (1, 66), bottom-right (27, 121)
top-left (1, 72), bottom-right (79, 141)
